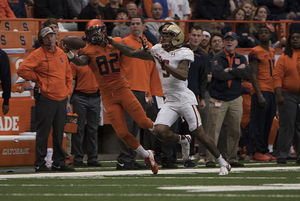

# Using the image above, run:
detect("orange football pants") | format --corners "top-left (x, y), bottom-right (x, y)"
top-left (101, 85), bottom-right (153, 150)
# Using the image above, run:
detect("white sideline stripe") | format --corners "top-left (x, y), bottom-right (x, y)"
top-left (0, 166), bottom-right (299, 179)
top-left (0, 193), bottom-right (299, 198)
top-left (158, 183), bottom-right (300, 192)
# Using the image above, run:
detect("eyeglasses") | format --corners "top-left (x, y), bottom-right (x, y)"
top-left (212, 39), bottom-right (222, 43)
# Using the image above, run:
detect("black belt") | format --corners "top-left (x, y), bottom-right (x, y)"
top-left (73, 90), bottom-right (100, 97)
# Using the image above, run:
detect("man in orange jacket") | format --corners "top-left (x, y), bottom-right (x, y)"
top-left (17, 27), bottom-right (74, 172)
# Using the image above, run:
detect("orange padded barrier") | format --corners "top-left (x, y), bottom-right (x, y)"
top-left (0, 31), bottom-right (33, 48)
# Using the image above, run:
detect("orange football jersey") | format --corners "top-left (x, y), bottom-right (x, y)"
top-left (248, 46), bottom-right (275, 94)
top-left (78, 43), bottom-right (125, 91)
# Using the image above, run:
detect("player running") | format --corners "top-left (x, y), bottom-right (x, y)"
top-left (101, 22), bottom-right (231, 175)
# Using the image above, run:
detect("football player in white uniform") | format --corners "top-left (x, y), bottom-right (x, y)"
top-left (101, 21), bottom-right (231, 175)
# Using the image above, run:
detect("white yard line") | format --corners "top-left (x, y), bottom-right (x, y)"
top-left (0, 166), bottom-right (299, 179)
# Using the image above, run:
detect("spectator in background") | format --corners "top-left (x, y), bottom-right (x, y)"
top-left (142, 0), bottom-right (170, 19)
top-left (253, 6), bottom-right (279, 45)
top-left (249, 25), bottom-right (277, 161)
top-left (200, 31), bottom-right (211, 53)
top-left (145, 2), bottom-right (165, 41)
top-left (112, 7), bottom-right (131, 38)
top-left (69, 53), bottom-right (102, 167)
top-left (104, 0), bottom-right (125, 36)
top-left (239, 1), bottom-right (257, 36)
top-left (223, 8), bottom-right (259, 48)
top-left (34, 0), bottom-right (75, 19)
top-left (8, 0), bottom-right (34, 18)
top-left (206, 31), bottom-right (250, 168)
top-left (257, 0), bottom-right (298, 20)
top-left (0, 49), bottom-right (11, 115)
top-left (273, 30), bottom-right (300, 165)
top-left (18, 27), bottom-right (74, 172)
top-left (67, 0), bottom-right (89, 18)
top-left (0, 0), bottom-right (16, 18)
top-left (192, 0), bottom-right (230, 34)
top-left (167, 0), bottom-right (190, 20)
top-left (198, 33), bottom-right (225, 164)
top-left (126, 1), bottom-right (158, 45)
top-left (35, 18), bottom-right (59, 49)
top-left (77, 0), bottom-right (104, 31)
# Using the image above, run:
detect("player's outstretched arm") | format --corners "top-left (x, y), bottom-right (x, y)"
top-left (102, 33), bottom-right (154, 61)
top-left (111, 40), bottom-right (154, 61)
top-left (67, 53), bottom-right (89, 66)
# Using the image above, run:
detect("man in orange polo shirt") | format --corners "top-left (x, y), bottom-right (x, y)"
top-left (115, 15), bottom-right (164, 170)
top-left (18, 27), bottom-right (74, 172)
top-left (69, 57), bottom-right (102, 167)
top-left (273, 30), bottom-right (300, 165)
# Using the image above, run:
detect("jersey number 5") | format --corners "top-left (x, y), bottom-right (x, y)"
top-left (96, 53), bottom-right (119, 75)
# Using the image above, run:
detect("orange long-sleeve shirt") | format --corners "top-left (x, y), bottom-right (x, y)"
top-left (116, 34), bottom-right (164, 97)
top-left (70, 62), bottom-right (100, 94)
top-left (273, 49), bottom-right (300, 93)
top-left (0, 0), bottom-right (16, 18)
top-left (18, 46), bottom-right (73, 101)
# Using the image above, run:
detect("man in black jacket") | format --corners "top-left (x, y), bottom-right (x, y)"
top-left (78, 0), bottom-right (105, 31)
top-left (0, 49), bottom-right (11, 115)
top-left (206, 31), bottom-right (250, 168)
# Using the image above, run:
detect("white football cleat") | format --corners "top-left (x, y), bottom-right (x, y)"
top-left (181, 135), bottom-right (191, 161)
top-left (144, 150), bottom-right (158, 174)
top-left (219, 162), bottom-right (231, 175)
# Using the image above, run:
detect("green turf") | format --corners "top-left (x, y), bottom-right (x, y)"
top-left (0, 160), bottom-right (300, 201)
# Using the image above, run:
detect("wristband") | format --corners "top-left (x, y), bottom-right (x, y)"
top-left (66, 51), bottom-right (75, 60)
top-left (258, 94), bottom-right (263, 99)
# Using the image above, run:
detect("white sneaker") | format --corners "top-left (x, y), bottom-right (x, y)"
top-left (219, 163), bottom-right (231, 175)
top-left (145, 150), bottom-right (158, 174)
top-left (198, 158), bottom-right (206, 163)
top-left (181, 135), bottom-right (191, 161)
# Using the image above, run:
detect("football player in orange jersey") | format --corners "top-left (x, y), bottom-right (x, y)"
top-left (249, 25), bottom-right (277, 162)
top-left (63, 19), bottom-right (158, 174)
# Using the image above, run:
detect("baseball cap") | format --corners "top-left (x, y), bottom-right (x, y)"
top-left (40, 27), bottom-right (54, 38)
top-left (224, 31), bottom-right (237, 40)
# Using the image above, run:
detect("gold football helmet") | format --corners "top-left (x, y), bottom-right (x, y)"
top-left (160, 24), bottom-right (185, 49)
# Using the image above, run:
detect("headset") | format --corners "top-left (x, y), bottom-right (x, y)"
top-left (38, 27), bottom-right (54, 45)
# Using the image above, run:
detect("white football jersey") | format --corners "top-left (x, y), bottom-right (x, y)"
top-left (150, 44), bottom-right (197, 105)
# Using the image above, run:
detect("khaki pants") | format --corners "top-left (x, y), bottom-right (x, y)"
top-left (206, 96), bottom-right (243, 163)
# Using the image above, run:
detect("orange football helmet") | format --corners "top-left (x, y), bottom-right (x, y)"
top-left (85, 19), bottom-right (107, 45)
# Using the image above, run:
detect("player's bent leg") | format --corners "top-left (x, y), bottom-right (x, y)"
top-left (154, 124), bottom-right (180, 142)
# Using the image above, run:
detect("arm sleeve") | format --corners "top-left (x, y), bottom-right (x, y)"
top-left (65, 60), bottom-right (73, 95)
top-left (0, 51), bottom-right (11, 105)
top-left (212, 54), bottom-right (236, 81)
top-left (17, 51), bottom-right (39, 82)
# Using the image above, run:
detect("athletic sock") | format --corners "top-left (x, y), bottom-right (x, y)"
top-left (217, 155), bottom-right (227, 166)
top-left (178, 135), bottom-right (188, 144)
top-left (135, 146), bottom-right (149, 158)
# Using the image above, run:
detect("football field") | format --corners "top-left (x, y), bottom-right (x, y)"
top-left (0, 160), bottom-right (300, 201)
